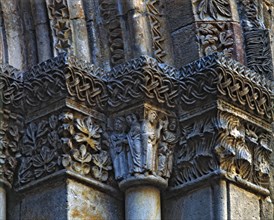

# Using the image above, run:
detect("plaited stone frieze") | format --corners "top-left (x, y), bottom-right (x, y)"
top-left (47, 0), bottom-right (72, 53)
top-left (99, 0), bottom-right (125, 66)
top-left (179, 54), bottom-right (272, 122)
top-left (106, 56), bottom-right (179, 109)
top-left (194, 0), bottom-right (232, 20)
top-left (146, 0), bottom-right (167, 63)
top-left (24, 54), bottom-right (108, 113)
top-left (18, 112), bottom-right (113, 185)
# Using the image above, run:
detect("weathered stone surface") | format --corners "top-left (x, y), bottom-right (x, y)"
top-left (229, 184), bottom-right (260, 220)
top-left (163, 186), bottom-right (213, 220)
top-left (126, 186), bottom-right (160, 220)
top-left (20, 182), bottom-right (67, 220)
top-left (67, 179), bottom-right (123, 220)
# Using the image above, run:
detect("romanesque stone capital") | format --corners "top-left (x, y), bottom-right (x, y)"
top-left (168, 53), bottom-right (273, 196)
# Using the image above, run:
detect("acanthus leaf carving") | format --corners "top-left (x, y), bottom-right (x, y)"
top-left (195, 0), bottom-right (232, 20)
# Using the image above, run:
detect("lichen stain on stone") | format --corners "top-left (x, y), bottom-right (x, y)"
top-left (71, 207), bottom-right (103, 220)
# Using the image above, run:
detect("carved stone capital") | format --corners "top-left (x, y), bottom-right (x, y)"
top-left (108, 104), bottom-right (178, 190)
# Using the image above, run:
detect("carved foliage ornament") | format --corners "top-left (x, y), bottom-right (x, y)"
top-left (195, 0), bottom-right (232, 20)
top-left (171, 112), bottom-right (272, 189)
top-left (0, 114), bottom-right (23, 186)
top-left (18, 113), bottom-right (113, 185)
top-left (197, 23), bottom-right (234, 57)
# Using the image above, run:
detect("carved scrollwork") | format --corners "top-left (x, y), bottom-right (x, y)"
top-left (197, 23), bottom-right (234, 57)
top-left (109, 109), bottom-right (178, 181)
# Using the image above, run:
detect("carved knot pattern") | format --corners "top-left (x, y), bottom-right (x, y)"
top-left (24, 69), bottom-right (66, 108)
top-left (0, 72), bottom-right (24, 110)
top-left (171, 112), bottom-right (272, 189)
top-left (107, 56), bottom-right (179, 108)
top-left (18, 113), bottom-right (113, 185)
top-left (195, 0), bottom-right (232, 20)
top-left (146, 0), bottom-right (166, 62)
top-left (179, 68), bottom-right (219, 108)
top-left (109, 110), bottom-right (178, 181)
top-left (65, 66), bottom-right (108, 110)
top-left (217, 66), bottom-right (272, 120)
top-left (197, 23), bottom-right (234, 57)
top-left (99, 0), bottom-right (125, 66)
top-left (47, 0), bottom-right (72, 53)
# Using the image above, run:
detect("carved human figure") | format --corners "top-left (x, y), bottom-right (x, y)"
top-left (126, 113), bottom-right (142, 174)
top-left (110, 117), bottom-right (128, 180)
top-left (158, 118), bottom-right (177, 178)
top-left (142, 110), bottom-right (162, 174)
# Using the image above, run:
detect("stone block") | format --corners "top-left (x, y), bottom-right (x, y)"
top-left (229, 184), bottom-right (260, 220)
top-left (163, 186), bottom-right (213, 220)
top-left (20, 182), bottom-right (67, 220)
top-left (165, 0), bottom-right (194, 32)
top-left (67, 179), bottom-right (123, 220)
top-left (171, 24), bottom-right (199, 67)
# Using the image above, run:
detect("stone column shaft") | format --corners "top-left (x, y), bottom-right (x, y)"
top-left (0, 185), bottom-right (6, 220)
top-left (125, 186), bottom-right (161, 220)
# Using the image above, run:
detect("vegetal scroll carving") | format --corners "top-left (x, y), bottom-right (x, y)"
top-left (197, 23), bottom-right (234, 57)
top-left (18, 113), bottom-right (113, 185)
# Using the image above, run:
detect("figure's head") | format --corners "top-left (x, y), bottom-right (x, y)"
top-left (147, 110), bottom-right (157, 123)
top-left (114, 117), bottom-right (126, 132)
top-left (169, 118), bottom-right (177, 131)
